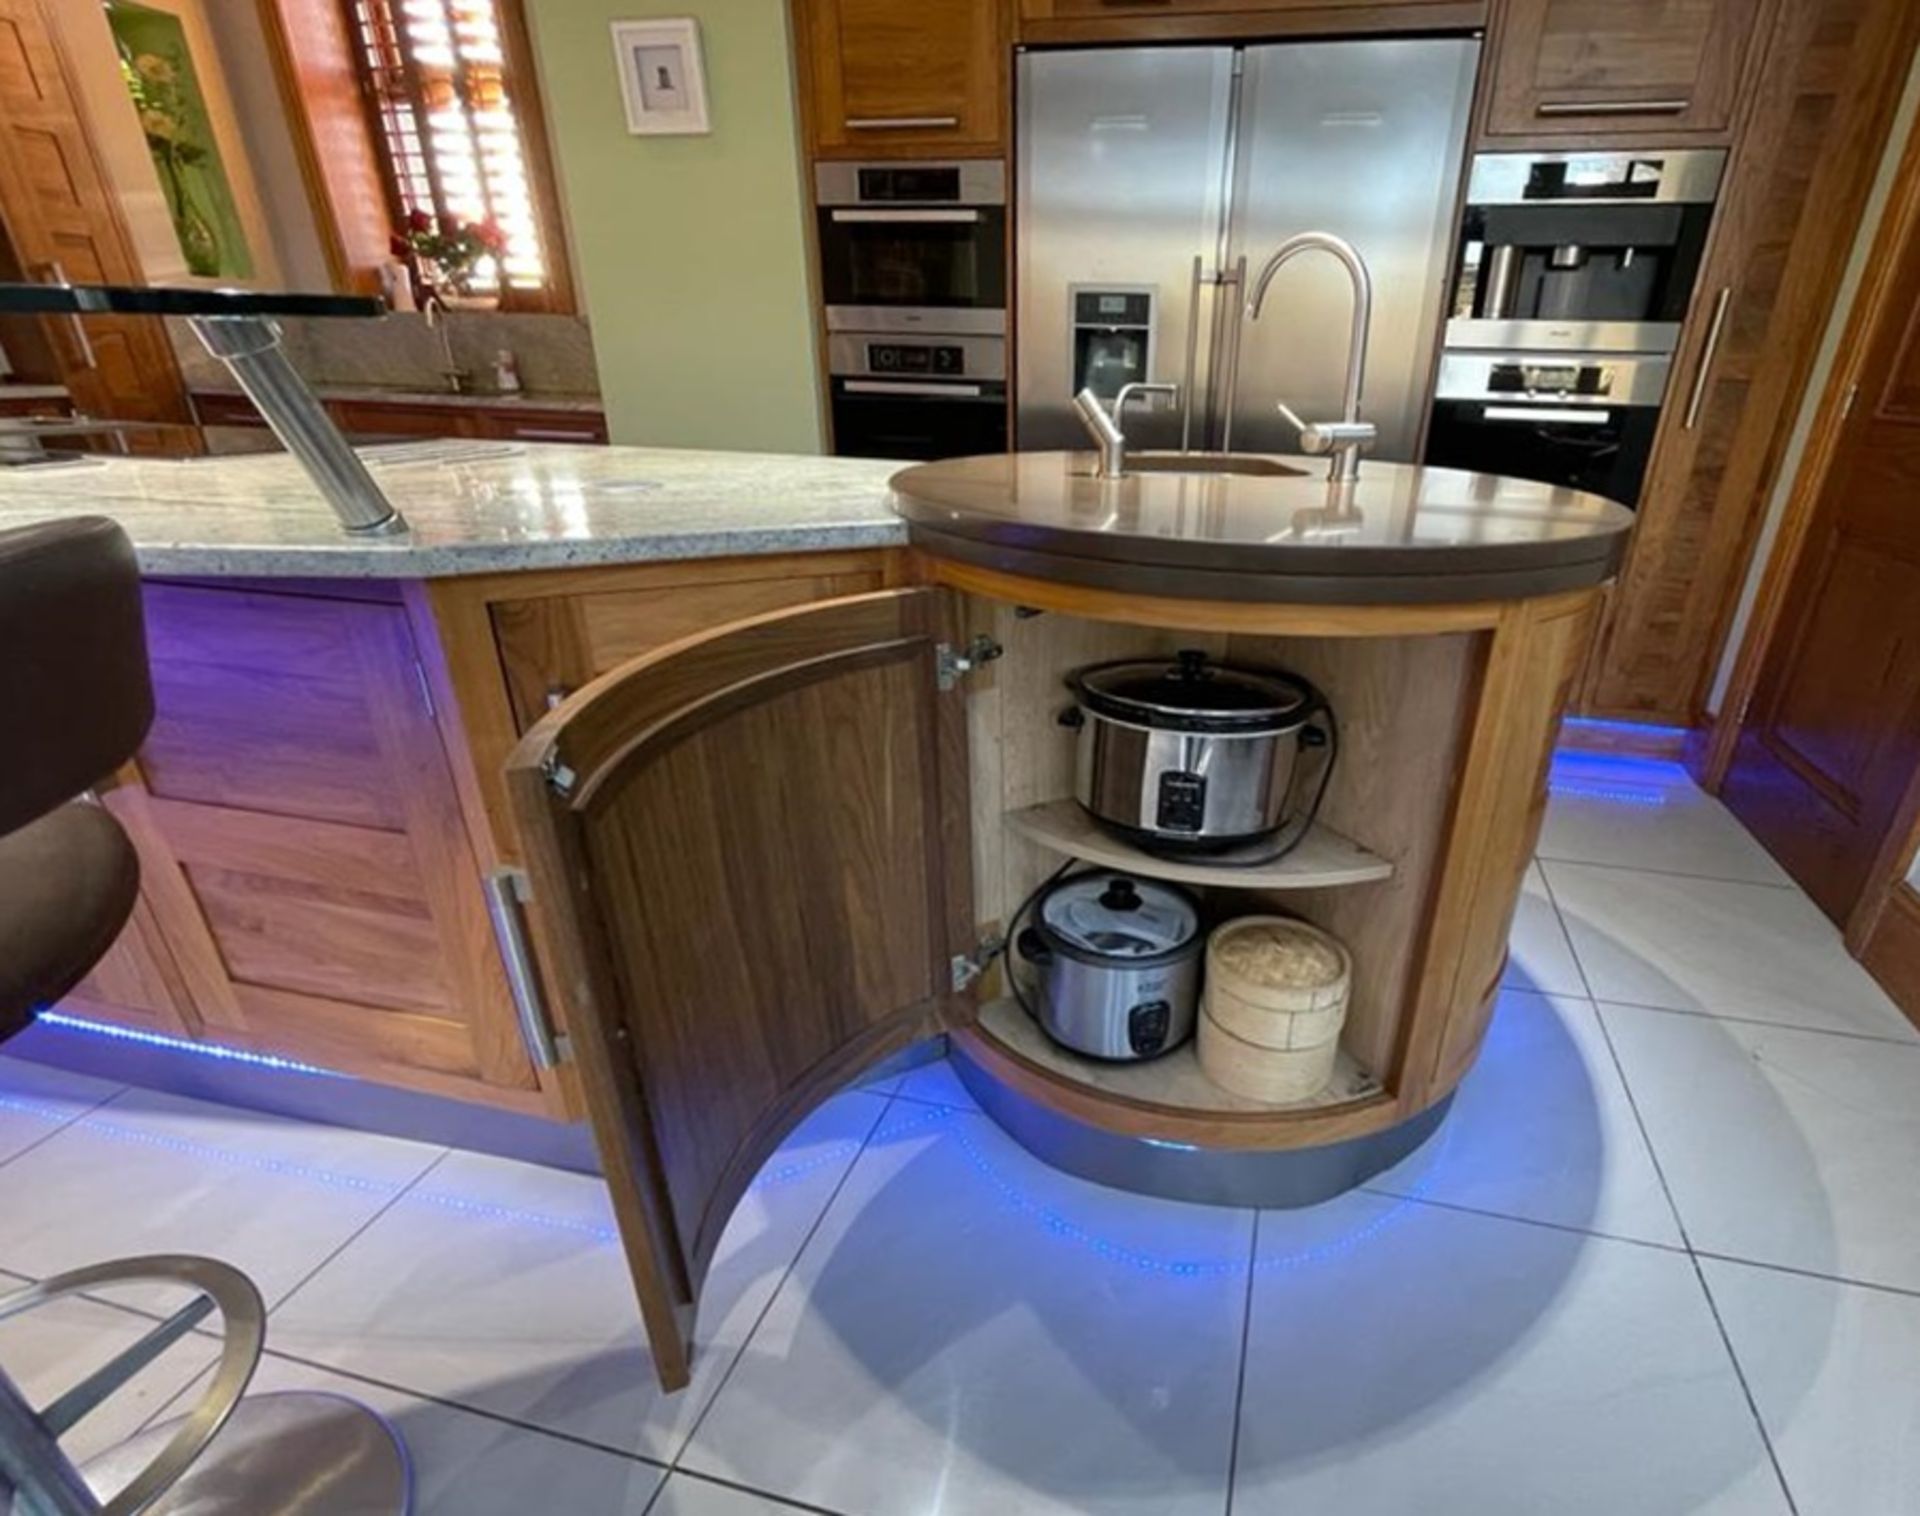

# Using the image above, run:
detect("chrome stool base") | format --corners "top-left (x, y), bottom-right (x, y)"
top-left (80, 1392), bottom-right (410, 1515)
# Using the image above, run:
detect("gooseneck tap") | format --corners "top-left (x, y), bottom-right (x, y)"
top-left (1072, 381), bottom-right (1179, 479)
top-left (1246, 231), bottom-right (1378, 483)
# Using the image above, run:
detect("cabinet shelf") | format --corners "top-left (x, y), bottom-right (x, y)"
top-left (967, 997), bottom-right (1382, 1118)
top-left (1005, 799), bottom-right (1393, 890)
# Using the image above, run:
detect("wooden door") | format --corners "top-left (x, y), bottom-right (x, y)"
top-left (1483, 0), bottom-right (1765, 140)
top-left (797, 0), bottom-right (1004, 157)
top-left (507, 588), bottom-right (975, 1388)
top-left (62, 582), bottom-right (543, 1109)
top-left (0, 0), bottom-right (193, 450)
top-left (1719, 206), bottom-right (1920, 925)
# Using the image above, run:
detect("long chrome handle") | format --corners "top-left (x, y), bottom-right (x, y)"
top-left (1180, 255), bottom-right (1204, 453)
top-left (1537, 98), bottom-right (1690, 118)
top-left (1216, 257), bottom-right (1246, 455)
top-left (484, 866), bottom-right (567, 1071)
top-left (844, 379), bottom-right (985, 398)
top-left (38, 262), bottom-right (95, 370)
top-left (1481, 405), bottom-right (1611, 426)
top-left (1684, 286), bottom-right (1732, 431)
top-left (845, 115), bottom-right (960, 130)
top-left (829, 208), bottom-right (981, 224)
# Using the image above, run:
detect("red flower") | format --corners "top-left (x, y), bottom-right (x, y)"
top-left (389, 233), bottom-right (409, 258)
top-left (406, 207), bottom-right (433, 234)
top-left (475, 219), bottom-right (507, 253)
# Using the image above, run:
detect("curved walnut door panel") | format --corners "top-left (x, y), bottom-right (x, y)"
top-left (507, 588), bottom-right (974, 1390)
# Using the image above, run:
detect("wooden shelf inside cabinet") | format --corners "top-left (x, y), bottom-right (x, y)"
top-left (1005, 799), bottom-right (1392, 890)
top-left (970, 997), bottom-right (1382, 1117)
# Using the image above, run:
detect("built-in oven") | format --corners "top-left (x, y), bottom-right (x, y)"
top-left (827, 332), bottom-right (1007, 461)
top-left (1425, 352), bottom-right (1671, 509)
top-left (1447, 149), bottom-right (1724, 355)
top-left (816, 162), bottom-right (1006, 335)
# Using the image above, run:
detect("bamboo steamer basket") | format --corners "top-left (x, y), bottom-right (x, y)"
top-left (1198, 916), bottom-right (1352, 1103)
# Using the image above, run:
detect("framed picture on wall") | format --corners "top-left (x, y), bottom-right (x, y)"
top-left (611, 18), bottom-right (710, 136)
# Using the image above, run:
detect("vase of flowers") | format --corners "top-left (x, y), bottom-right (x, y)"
top-left (391, 210), bottom-right (509, 311)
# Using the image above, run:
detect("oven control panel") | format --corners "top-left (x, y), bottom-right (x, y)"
top-left (869, 342), bottom-right (966, 377)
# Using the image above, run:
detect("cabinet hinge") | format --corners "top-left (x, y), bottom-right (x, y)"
top-left (950, 935), bottom-right (1006, 993)
top-left (935, 635), bottom-right (1003, 692)
top-left (542, 748), bottom-right (577, 797)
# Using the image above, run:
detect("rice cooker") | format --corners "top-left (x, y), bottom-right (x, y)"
top-left (1015, 872), bottom-right (1203, 1060)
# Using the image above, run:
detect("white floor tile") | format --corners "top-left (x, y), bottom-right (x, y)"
top-left (0, 1276), bottom-right (222, 1467)
top-left (0, 1058), bottom-right (121, 1166)
top-left (892, 1054), bottom-right (980, 1111)
top-left (1703, 1257), bottom-right (1920, 1516)
top-left (1369, 989), bottom-right (1682, 1246)
top-left (267, 1090), bottom-right (883, 1464)
top-left (1502, 861), bottom-right (1587, 996)
top-left (1545, 860), bottom-right (1917, 1041)
top-left (1233, 1196), bottom-right (1788, 1515)
top-left (0, 1087), bottom-right (443, 1309)
top-left (1602, 1005), bottom-right (1920, 1293)
top-left (649, 1472), bottom-right (815, 1516)
top-left (1541, 756), bottom-right (1792, 885)
top-left (193, 1352), bottom-right (668, 1515)
top-left (684, 1103), bottom-right (1250, 1516)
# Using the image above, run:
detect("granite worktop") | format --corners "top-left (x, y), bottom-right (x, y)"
top-left (0, 443), bottom-right (905, 578)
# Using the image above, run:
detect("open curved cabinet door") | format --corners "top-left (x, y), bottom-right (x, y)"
top-left (505, 587), bottom-right (975, 1390)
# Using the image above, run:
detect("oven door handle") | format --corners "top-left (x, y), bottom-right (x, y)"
top-left (829, 209), bottom-right (982, 225)
top-left (1479, 405), bottom-right (1613, 426)
top-left (843, 379), bottom-right (985, 398)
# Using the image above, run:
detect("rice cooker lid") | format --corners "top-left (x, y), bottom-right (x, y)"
top-left (1036, 873), bottom-right (1201, 962)
top-left (1070, 650), bottom-right (1314, 735)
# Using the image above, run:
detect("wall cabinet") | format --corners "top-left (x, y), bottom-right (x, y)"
top-left (1481, 0), bottom-right (1767, 141)
top-left (793, 0), bottom-right (1006, 158)
top-left (63, 580), bottom-right (551, 1112)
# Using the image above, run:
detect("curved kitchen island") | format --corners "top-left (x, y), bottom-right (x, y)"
top-left (505, 447), bottom-right (1631, 1388)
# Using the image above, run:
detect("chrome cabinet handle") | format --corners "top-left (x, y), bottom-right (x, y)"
top-left (37, 261), bottom-right (95, 370)
top-left (511, 427), bottom-right (601, 442)
top-left (1481, 405), bottom-right (1610, 426)
top-left (845, 116), bottom-right (960, 130)
top-left (1537, 99), bottom-right (1691, 118)
top-left (1684, 286), bottom-right (1732, 431)
top-left (829, 208), bottom-right (981, 225)
top-left (484, 866), bottom-right (568, 1071)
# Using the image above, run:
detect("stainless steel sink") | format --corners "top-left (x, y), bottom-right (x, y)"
top-left (1122, 452), bottom-right (1308, 478)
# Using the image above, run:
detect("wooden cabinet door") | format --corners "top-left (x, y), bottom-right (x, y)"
top-left (1484, 0), bottom-right (1766, 140)
top-left (61, 582), bottom-right (546, 1109)
top-left (0, 0), bottom-right (194, 450)
top-left (797, 0), bottom-right (1004, 157)
top-left (1719, 187), bottom-right (1920, 924)
top-left (507, 587), bottom-right (974, 1388)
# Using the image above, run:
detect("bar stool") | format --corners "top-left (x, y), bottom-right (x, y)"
top-left (0, 517), bottom-right (409, 1514)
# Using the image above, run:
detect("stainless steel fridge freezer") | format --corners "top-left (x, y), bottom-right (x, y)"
top-left (1015, 37), bottom-right (1479, 462)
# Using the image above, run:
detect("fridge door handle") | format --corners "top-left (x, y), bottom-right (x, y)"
top-left (1216, 256), bottom-right (1248, 455)
top-left (1180, 255), bottom-right (1205, 454)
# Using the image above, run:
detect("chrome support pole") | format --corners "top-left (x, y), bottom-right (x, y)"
top-left (188, 315), bottom-right (407, 536)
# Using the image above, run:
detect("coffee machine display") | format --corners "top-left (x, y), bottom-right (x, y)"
top-left (1447, 149), bottom-right (1725, 355)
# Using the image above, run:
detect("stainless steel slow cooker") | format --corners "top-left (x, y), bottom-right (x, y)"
top-left (1065, 650), bottom-right (1336, 855)
top-left (1015, 872), bottom-right (1203, 1060)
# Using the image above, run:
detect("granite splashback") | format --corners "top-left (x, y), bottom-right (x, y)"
top-left (170, 310), bottom-right (601, 401)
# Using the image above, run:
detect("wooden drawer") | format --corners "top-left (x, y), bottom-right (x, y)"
top-left (475, 409), bottom-right (609, 444)
top-left (1483, 0), bottom-right (1767, 140)
top-left (327, 400), bottom-right (483, 440)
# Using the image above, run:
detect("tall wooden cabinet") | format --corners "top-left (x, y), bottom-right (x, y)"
top-left (793, 0), bottom-right (1007, 157)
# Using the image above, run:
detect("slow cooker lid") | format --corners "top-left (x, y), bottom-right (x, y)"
top-left (1071, 650), bottom-right (1313, 734)
top-left (1037, 873), bottom-right (1200, 959)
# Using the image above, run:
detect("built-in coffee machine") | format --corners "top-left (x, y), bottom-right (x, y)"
top-left (1427, 149), bottom-right (1725, 508)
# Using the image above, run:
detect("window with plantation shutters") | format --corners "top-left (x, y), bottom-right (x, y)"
top-left (340, 0), bottom-right (563, 304)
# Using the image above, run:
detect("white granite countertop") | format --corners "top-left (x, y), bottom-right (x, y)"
top-left (0, 443), bottom-right (907, 578)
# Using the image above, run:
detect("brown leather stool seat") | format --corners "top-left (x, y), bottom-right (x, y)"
top-left (0, 804), bottom-right (139, 1041)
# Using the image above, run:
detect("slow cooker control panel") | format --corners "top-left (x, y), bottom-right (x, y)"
top-left (1156, 772), bottom-right (1207, 833)
top-left (1129, 1000), bottom-right (1172, 1056)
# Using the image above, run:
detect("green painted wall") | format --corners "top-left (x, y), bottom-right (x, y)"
top-left (524, 1), bottom-right (823, 453)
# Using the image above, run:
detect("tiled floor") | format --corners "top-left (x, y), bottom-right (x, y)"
top-left (3, 754), bottom-right (1917, 1514)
